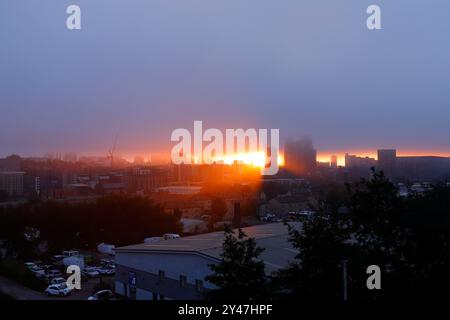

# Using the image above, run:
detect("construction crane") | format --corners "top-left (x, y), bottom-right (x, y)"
top-left (107, 134), bottom-right (118, 167)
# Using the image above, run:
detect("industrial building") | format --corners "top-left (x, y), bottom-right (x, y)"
top-left (0, 171), bottom-right (25, 197)
top-left (114, 222), bottom-right (301, 300)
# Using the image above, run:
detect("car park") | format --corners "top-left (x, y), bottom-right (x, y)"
top-left (46, 269), bottom-right (63, 279)
top-left (40, 264), bottom-right (52, 270)
top-left (87, 290), bottom-right (114, 301)
top-left (30, 266), bottom-right (46, 278)
top-left (97, 267), bottom-right (115, 276)
top-left (100, 258), bottom-right (114, 266)
top-left (83, 266), bottom-right (100, 278)
top-left (52, 255), bottom-right (65, 265)
top-left (24, 262), bottom-right (37, 270)
top-left (45, 284), bottom-right (72, 297)
top-left (50, 277), bottom-right (67, 286)
top-left (107, 264), bottom-right (116, 270)
top-left (62, 250), bottom-right (79, 258)
top-left (144, 237), bottom-right (162, 244)
top-left (261, 213), bottom-right (277, 222)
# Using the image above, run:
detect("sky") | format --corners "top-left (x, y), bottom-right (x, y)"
top-left (1, 0), bottom-right (450, 162)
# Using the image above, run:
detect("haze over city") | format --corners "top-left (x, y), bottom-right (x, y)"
top-left (1, 0), bottom-right (450, 162)
top-left (2, 0), bottom-right (450, 305)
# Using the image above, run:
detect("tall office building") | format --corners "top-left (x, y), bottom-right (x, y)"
top-left (345, 154), bottom-right (377, 168)
top-left (284, 137), bottom-right (317, 176)
top-left (330, 155), bottom-right (338, 168)
top-left (125, 167), bottom-right (168, 193)
top-left (377, 149), bottom-right (397, 179)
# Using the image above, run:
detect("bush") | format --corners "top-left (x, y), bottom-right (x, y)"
top-left (0, 260), bottom-right (47, 291)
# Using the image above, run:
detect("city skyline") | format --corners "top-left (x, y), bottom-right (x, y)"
top-left (3, 146), bottom-right (450, 168)
top-left (2, 1), bottom-right (450, 159)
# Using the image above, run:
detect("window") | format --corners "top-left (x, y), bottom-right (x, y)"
top-left (180, 275), bottom-right (187, 287)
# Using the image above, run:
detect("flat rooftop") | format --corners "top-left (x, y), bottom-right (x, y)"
top-left (116, 222), bottom-right (302, 272)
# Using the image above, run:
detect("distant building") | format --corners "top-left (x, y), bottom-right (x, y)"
top-left (163, 200), bottom-right (206, 218)
top-left (0, 155), bottom-right (21, 171)
top-left (345, 154), bottom-right (376, 168)
top-left (0, 171), bottom-right (25, 197)
top-left (259, 195), bottom-right (310, 218)
top-left (133, 156), bottom-right (145, 165)
top-left (63, 152), bottom-right (77, 163)
top-left (125, 167), bottom-right (168, 193)
top-left (330, 155), bottom-right (338, 168)
top-left (156, 186), bottom-right (202, 195)
top-left (284, 137), bottom-right (317, 176)
top-left (180, 218), bottom-right (208, 234)
top-left (114, 222), bottom-right (301, 300)
top-left (396, 156), bottom-right (450, 181)
top-left (344, 154), bottom-right (377, 180)
top-left (377, 149), bottom-right (397, 179)
top-left (24, 175), bottom-right (41, 196)
top-left (171, 164), bottom-right (194, 183)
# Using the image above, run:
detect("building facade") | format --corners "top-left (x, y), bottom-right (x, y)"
top-left (0, 172), bottom-right (25, 197)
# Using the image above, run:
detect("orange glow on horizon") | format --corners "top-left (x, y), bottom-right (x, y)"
top-left (318, 150), bottom-right (450, 167)
top-left (123, 149), bottom-right (450, 168)
top-left (212, 152), bottom-right (284, 168)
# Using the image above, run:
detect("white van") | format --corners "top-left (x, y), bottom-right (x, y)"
top-left (62, 250), bottom-right (79, 258)
top-left (163, 233), bottom-right (181, 240)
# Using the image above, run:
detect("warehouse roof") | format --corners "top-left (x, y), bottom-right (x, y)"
top-left (116, 222), bottom-right (302, 273)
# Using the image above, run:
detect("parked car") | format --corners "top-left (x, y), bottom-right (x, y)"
top-left (30, 266), bottom-right (46, 278)
top-left (83, 266), bottom-right (99, 278)
top-left (261, 213), bottom-right (276, 222)
top-left (24, 262), bottom-right (37, 270)
top-left (87, 290), bottom-right (114, 301)
top-left (144, 237), bottom-right (162, 244)
top-left (45, 284), bottom-right (72, 297)
top-left (100, 258), bottom-right (114, 266)
top-left (52, 255), bottom-right (65, 265)
top-left (97, 267), bottom-right (115, 276)
top-left (50, 277), bottom-right (66, 286)
top-left (46, 269), bottom-right (63, 279)
top-left (63, 256), bottom-right (85, 270)
top-left (40, 264), bottom-right (52, 270)
top-left (53, 255), bottom-right (64, 261)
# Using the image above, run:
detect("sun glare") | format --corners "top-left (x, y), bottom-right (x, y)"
top-left (212, 152), bottom-right (284, 168)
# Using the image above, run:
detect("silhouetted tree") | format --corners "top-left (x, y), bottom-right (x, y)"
top-left (273, 169), bottom-right (450, 300)
top-left (0, 194), bottom-right (182, 258)
top-left (272, 200), bottom-right (351, 299)
top-left (205, 226), bottom-right (270, 300)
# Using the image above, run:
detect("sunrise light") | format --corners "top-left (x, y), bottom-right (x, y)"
top-left (212, 152), bottom-right (284, 168)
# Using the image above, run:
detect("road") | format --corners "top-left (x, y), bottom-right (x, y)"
top-left (0, 275), bottom-right (115, 300)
